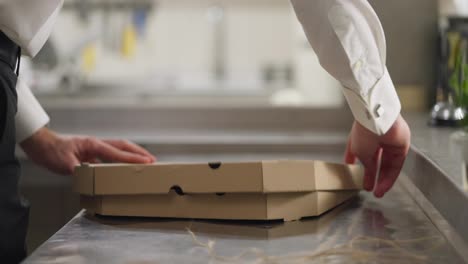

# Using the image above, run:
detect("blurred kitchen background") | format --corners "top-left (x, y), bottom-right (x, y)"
top-left (19, 0), bottom-right (449, 252)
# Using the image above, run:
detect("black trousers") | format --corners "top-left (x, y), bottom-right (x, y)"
top-left (0, 31), bottom-right (29, 264)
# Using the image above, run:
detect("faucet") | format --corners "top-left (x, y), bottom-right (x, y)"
top-left (207, 5), bottom-right (226, 82)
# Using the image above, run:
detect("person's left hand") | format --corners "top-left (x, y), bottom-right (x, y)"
top-left (344, 115), bottom-right (410, 198)
top-left (20, 127), bottom-right (156, 175)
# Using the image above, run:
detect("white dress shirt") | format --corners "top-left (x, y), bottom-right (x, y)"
top-left (1, 0), bottom-right (399, 142)
top-left (291, 0), bottom-right (401, 135)
top-left (0, 0), bottom-right (63, 142)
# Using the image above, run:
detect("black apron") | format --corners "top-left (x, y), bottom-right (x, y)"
top-left (0, 31), bottom-right (30, 264)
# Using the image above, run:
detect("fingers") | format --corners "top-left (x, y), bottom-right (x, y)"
top-left (361, 148), bottom-right (381, 192)
top-left (373, 146), bottom-right (408, 198)
top-left (373, 115), bottom-right (411, 197)
top-left (344, 137), bottom-right (357, 164)
top-left (63, 154), bottom-right (81, 175)
top-left (85, 138), bottom-right (153, 164)
top-left (69, 155), bottom-right (81, 171)
top-left (104, 139), bottom-right (156, 162)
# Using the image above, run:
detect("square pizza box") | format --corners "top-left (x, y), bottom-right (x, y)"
top-left (73, 160), bottom-right (363, 221)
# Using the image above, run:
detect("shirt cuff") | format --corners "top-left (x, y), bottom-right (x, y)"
top-left (25, 1), bottom-right (63, 57)
top-left (15, 77), bottom-right (50, 142)
top-left (342, 68), bottom-right (401, 136)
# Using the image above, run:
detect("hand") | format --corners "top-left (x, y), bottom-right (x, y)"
top-left (20, 127), bottom-right (156, 175)
top-left (344, 114), bottom-right (410, 198)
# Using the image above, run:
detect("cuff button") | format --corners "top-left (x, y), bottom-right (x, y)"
top-left (374, 104), bottom-right (384, 118)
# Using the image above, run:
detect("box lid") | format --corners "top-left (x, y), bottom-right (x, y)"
top-left (73, 160), bottom-right (363, 196)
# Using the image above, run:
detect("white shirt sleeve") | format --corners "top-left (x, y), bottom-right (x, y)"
top-left (15, 77), bottom-right (50, 143)
top-left (290, 0), bottom-right (401, 135)
top-left (0, 0), bottom-right (63, 57)
top-left (0, 1), bottom-right (62, 141)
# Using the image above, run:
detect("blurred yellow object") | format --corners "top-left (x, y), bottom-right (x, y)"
top-left (447, 32), bottom-right (460, 70)
top-left (122, 24), bottom-right (136, 58)
top-left (82, 43), bottom-right (97, 73)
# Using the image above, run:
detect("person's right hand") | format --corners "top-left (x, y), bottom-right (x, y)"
top-left (20, 127), bottom-right (156, 175)
top-left (344, 114), bottom-right (411, 198)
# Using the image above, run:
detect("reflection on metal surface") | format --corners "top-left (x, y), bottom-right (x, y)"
top-left (399, 174), bottom-right (468, 263)
top-left (187, 229), bottom-right (444, 263)
top-left (24, 181), bottom-right (464, 264)
top-left (405, 147), bottom-right (468, 255)
top-left (450, 130), bottom-right (468, 191)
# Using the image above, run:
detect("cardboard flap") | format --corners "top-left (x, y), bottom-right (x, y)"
top-left (73, 160), bottom-right (363, 196)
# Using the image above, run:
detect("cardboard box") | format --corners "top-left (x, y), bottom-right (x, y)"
top-left (83, 198), bottom-right (351, 239)
top-left (73, 160), bottom-right (363, 221)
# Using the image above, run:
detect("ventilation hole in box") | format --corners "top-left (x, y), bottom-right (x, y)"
top-left (215, 193), bottom-right (226, 196)
top-left (208, 162), bottom-right (222, 169)
top-left (170, 185), bottom-right (185, 196)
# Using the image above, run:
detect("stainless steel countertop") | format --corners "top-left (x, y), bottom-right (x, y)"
top-left (405, 113), bottom-right (466, 186)
top-left (22, 112), bottom-right (468, 263)
top-left (23, 175), bottom-right (466, 264)
top-left (404, 113), bottom-right (468, 249)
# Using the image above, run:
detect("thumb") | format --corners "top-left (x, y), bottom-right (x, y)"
top-left (59, 153), bottom-right (81, 175)
top-left (67, 154), bottom-right (81, 175)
